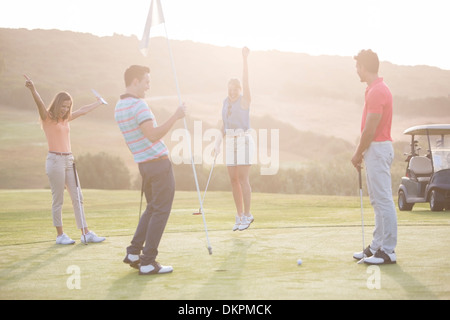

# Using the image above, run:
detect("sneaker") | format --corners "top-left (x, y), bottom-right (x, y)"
top-left (353, 245), bottom-right (376, 260)
top-left (364, 249), bottom-right (397, 265)
top-left (123, 254), bottom-right (140, 269)
top-left (81, 231), bottom-right (106, 244)
top-left (139, 261), bottom-right (173, 275)
top-left (56, 233), bottom-right (75, 245)
top-left (238, 215), bottom-right (251, 231)
top-left (232, 216), bottom-right (241, 231)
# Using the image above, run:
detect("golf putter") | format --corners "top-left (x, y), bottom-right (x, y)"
top-left (139, 178), bottom-right (144, 222)
top-left (357, 167), bottom-right (366, 264)
top-left (199, 155), bottom-right (217, 256)
top-left (91, 89), bottom-right (108, 105)
top-left (73, 162), bottom-right (88, 245)
top-left (193, 155), bottom-right (217, 215)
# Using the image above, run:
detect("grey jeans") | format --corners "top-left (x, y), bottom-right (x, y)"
top-left (364, 141), bottom-right (398, 254)
top-left (46, 153), bottom-right (86, 229)
top-left (127, 159), bottom-right (175, 265)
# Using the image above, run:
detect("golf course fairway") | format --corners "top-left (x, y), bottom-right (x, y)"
top-left (0, 190), bottom-right (449, 300)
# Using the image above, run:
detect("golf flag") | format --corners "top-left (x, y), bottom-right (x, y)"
top-left (140, 0), bottom-right (165, 56)
top-left (138, 0), bottom-right (212, 255)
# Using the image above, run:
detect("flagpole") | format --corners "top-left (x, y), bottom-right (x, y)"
top-left (162, 24), bottom-right (213, 255)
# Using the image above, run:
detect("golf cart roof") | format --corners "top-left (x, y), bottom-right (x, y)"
top-left (404, 124), bottom-right (450, 136)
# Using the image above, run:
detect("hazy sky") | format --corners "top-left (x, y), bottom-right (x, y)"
top-left (1, 0), bottom-right (449, 70)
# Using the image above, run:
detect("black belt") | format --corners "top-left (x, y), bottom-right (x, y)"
top-left (142, 155), bottom-right (169, 163)
top-left (49, 151), bottom-right (73, 156)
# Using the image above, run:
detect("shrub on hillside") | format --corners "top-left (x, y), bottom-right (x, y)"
top-left (76, 152), bottom-right (131, 190)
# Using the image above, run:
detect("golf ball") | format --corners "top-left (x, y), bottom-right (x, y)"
top-left (297, 259), bottom-right (302, 266)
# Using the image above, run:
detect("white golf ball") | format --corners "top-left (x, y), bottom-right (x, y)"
top-left (297, 258), bottom-right (302, 266)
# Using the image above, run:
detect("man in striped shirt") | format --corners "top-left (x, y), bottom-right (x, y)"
top-left (116, 65), bottom-right (186, 275)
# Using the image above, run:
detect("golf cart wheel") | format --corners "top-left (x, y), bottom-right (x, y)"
top-left (398, 190), bottom-right (414, 211)
top-left (430, 190), bottom-right (444, 212)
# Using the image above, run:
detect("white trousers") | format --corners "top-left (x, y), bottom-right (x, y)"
top-left (46, 153), bottom-right (87, 229)
top-left (364, 141), bottom-right (398, 254)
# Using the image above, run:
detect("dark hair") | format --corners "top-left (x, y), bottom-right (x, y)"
top-left (354, 49), bottom-right (379, 73)
top-left (124, 65), bottom-right (150, 87)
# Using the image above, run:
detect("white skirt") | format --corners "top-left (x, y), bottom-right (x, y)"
top-left (225, 133), bottom-right (255, 166)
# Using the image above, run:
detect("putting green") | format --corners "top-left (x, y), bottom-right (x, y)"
top-left (0, 190), bottom-right (449, 300)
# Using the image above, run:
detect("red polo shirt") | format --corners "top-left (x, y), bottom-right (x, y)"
top-left (361, 77), bottom-right (393, 142)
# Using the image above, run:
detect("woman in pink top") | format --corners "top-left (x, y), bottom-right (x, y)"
top-left (25, 75), bottom-right (106, 245)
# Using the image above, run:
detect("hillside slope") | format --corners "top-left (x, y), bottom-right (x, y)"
top-left (1, 28), bottom-right (449, 143)
top-left (1, 28), bottom-right (449, 189)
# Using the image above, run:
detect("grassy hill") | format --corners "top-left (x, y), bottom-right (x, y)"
top-left (1, 28), bottom-right (449, 141)
top-left (0, 28), bottom-right (449, 190)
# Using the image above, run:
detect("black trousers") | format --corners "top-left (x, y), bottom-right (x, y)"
top-left (127, 159), bottom-right (175, 265)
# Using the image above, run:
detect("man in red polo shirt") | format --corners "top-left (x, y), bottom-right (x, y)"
top-left (351, 49), bottom-right (398, 265)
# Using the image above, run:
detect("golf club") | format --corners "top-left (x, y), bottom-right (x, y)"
top-left (72, 162), bottom-right (88, 245)
top-left (193, 155), bottom-right (217, 216)
top-left (357, 166), bottom-right (366, 264)
top-left (91, 89), bottom-right (108, 105)
top-left (139, 178), bottom-right (145, 222)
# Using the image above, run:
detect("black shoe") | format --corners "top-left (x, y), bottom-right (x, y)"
top-left (123, 254), bottom-right (140, 269)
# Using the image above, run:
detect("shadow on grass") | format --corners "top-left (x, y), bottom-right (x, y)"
top-left (0, 244), bottom-right (73, 289)
top-left (382, 263), bottom-right (438, 299)
top-left (193, 238), bottom-right (251, 300)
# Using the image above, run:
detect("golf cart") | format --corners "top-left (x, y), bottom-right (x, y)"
top-left (398, 124), bottom-right (450, 212)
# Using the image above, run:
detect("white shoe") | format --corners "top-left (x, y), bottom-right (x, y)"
top-left (232, 216), bottom-right (241, 231)
top-left (353, 245), bottom-right (376, 260)
top-left (81, 231), bottom-right (105, 243)
top-left (139, 262), bottom-right (173, 275)
top-left (56, 233), bottom-right (75, 245)
top-left (239, 215), bottom-right (251, 231)
top-left (364, 249), bottom-right (397, 265)
top-left (123, 254), bottom-right (140, 269)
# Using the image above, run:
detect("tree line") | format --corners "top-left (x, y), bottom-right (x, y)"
top-left (76, 151), bottom-right (407, 197)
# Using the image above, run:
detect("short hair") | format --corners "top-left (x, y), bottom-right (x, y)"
top-left (354, 49), bottom-right (379, 73)
top-left (124, 65), bottom-right (150, 87)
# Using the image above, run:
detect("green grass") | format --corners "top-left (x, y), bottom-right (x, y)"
top-left (0, 190), bottom-right (449, 300)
